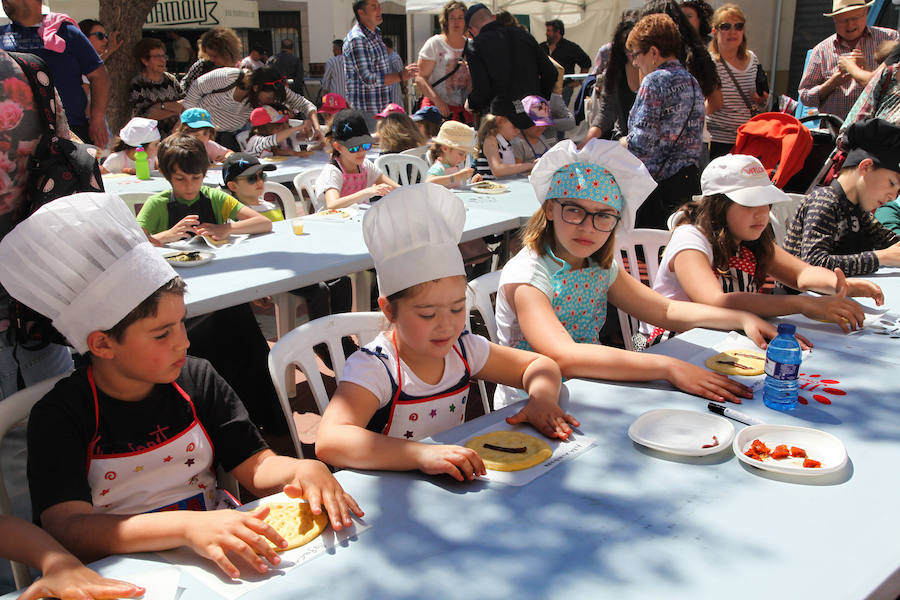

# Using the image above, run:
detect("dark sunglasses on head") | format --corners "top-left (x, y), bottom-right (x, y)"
top-left (346, 143), bottom-right (372, 153)
top-left (88, 31), bottom-right (109, 40)
top-left (237, 171), bottom-right (268, 184)
top-left (716, 22), bottom-right (745, 31)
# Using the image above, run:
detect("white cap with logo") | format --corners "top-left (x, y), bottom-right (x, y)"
top-left (696, 154), bottom-right (791, 207)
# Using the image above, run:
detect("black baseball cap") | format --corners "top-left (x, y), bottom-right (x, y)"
top-left (330, 109), bottom-right (373, 147)
top-left (843, 118), bottom-right (900, 175)
top-left (465, 3), bottom-right (490, 29)
top-left (222, 152), bottom-right (276, 184)
top-left (490, 97), bottom-right (535, 130)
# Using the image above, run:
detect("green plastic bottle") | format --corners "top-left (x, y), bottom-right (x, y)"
top-left (135, 146), bottom-right (151, 180)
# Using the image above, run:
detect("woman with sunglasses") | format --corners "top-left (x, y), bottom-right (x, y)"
top-left (706, 4), bottom-right (769, 159)
top-left (183, 65), bottom-right (322, 151)
top-left (78, 19), bottom-right (122, 62)
top-left (129, 37), bottom-right (185, 137)
top-left (314, 110), bottom-right (399, 210)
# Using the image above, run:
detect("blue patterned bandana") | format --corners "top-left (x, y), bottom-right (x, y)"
top-left (546, 162), bottom-right (623, 212)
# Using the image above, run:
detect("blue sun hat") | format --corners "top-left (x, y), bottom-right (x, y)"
top-left (530, 139), bottom-right (657, 231)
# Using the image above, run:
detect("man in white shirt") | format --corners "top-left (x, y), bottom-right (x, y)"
top-left (239, 46), bottom-right (265, 71)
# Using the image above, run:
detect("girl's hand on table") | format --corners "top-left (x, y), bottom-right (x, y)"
top-left (666, 359), bottom-right (753, 404)
top-left (284, 459), bottom-right (363, 531)
top-left (470, 173), bottom-right (484, 183)
top-left (20, 555), bottom-right (144, 600)
top-left (836, 266), bottom-right (884, 305)
top-left (182, 507), bottom-right (286, 579)
top-left (506, 397), bottom-right (578, 440)
top-left (802, 295), bottom-right (865, 333)
top-left (415, 444), bottom-right (486, 481)
top-left (368, 183), bottom-right (394, 198)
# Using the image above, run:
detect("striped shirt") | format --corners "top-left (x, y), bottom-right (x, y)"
top-left (707, 51), bottom-right (762, 145)
top-left (798, 26), bottom-right (898, 120)
top-left (183, 67), bottom-right (316, 133)
top-left (321, 54), bottom-right (347, 99)
top-left (343, 22), bottom-right (391, 114)
top-left (129, 71), bottom-right (184, 136)
top-left (783, 180), bottom-right (900, 276)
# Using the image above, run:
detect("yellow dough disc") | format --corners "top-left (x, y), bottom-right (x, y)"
top-left (464, 431), bottom-right (552, 472)
top-left (202, 234), bottom-right (228, 247)
top-left (705, 349), bottom-right (766, 376)
top-left (261, 501), bottom-right (329, 551)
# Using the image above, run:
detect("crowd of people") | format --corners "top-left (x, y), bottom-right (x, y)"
top-left (3, 0), bottom-right (900, 595)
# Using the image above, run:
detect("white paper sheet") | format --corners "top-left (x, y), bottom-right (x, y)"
top-left (451, 423), bottom-right (595, 487)
top-left (157, 493), bottom-right (370, 600)
top-left (118, 565), bottom-right (181, 600)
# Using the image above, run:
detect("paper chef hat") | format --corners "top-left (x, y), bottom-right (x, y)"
top-left (362, 183), bottom-right (466, 298)
top-left (0, 193), bottom-right (178, 353)
top-left (530, 139), bottom-right (657, 232)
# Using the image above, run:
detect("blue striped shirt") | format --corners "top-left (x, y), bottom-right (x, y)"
top-left (343, 22), bottom-right (391, 114)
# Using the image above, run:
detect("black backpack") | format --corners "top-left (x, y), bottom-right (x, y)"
top-left (8, 51), bottom-right (104, 214)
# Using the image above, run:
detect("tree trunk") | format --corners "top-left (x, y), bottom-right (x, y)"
top-left (99, 0), bottom-right (159, 134)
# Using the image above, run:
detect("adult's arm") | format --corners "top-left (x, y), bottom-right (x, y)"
top-left (798, 45), bottom-right (848, 107)
top-left (85, 65), bottom-right (110, 148)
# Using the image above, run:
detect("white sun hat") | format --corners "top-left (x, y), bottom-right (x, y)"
top-left (0, 193), bottom-right (177, 353)
top-left (363, 183), bottom-right (466, 298)
top-left (697, 154), bottom-right (790, 207)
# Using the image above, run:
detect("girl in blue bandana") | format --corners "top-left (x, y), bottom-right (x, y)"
top-left (493, 140), bottom-right (779, 408)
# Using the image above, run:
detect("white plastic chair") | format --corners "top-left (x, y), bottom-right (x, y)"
top-left (400, 145), bottom-right (431, 164)
top-left (770, 193), bottom-right (805, 248)
top-left (116, 192), bottom-right (151, 217)
top-left (466, 270), bottom-right (503, 415)
top-left (374, 154), bottom-right (429, 186)
top-left (263, 181), bottom-right (298, 219)
top-left (666, 210), bottom-right (684, 231)
top-left (0, 372), bottom-right (71, 589)
top-left (235, 130), bottom-right (250, 151)
top-left (613, 229), bottom-right (672, 351)
top-left (268, 312), bottom-right (385, 458)
top-left (293, 167), bottom-right (324, 213)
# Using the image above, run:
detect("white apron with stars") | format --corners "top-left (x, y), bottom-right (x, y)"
top-left (85, 367), bottom-right (217, 515)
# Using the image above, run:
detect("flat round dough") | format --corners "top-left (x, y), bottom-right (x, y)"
top-left (464, 431), bottom-right (552, 471)
top-left (202, 234), bottom-right (228, 247)
top-left (705, 349), bottom-right (766, 376)
top-left (261, 501), bottom-right (329, 551)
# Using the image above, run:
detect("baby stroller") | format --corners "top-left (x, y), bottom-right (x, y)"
top-left (731, 112), bottom-right (843, 193)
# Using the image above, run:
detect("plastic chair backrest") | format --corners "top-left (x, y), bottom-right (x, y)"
top-left (0, 372), bottom-right (71, 589)
top-left (268, 312), bottom-right (385, 458)
top-left (613, 228), bottom-right (672, 351)
top-left (400, 145), bottom-right (431, 164)
top-left (374, 154), bottom-right (429, 186)
top-left (770, 193), bottom-right (805, 247)
top-left (293, 167), bottom-right (324, 213)
top-left (116, 192), bottom-right (150, 217)
top-left (263, 181), bottom-right (298, 219)
top-left (466, 270), bottom-right (502, 343)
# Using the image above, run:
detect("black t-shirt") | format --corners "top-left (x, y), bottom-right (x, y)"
top-left (27, 357), bottom-right (268, 520)
top-left (539, 37), bottom-right (592, 74)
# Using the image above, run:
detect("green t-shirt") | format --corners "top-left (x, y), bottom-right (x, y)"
top-left (136, 186), bottom-right (244, 235)
top-left (875, 199), bottom-right (900, 236)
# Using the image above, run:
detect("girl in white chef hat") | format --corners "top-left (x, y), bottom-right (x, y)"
top-left (493, 139), bottom-right (780, 408)
top-left (316, 183), bottom-right (577, 481)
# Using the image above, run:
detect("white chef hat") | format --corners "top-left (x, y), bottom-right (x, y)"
top-left (0, 193), bottom-right (177, 353)
top-left (119, 117), bottom-right (160, 147)
top-left (363, 183), bottom-right (466, 298)
top-left (530, 139), bottom-right (657, 231)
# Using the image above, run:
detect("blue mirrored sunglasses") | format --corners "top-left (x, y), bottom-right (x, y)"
top-left (347, 143), bottom-right (372, 153)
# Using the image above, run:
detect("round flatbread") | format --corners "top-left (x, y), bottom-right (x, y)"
top-left (705, 349), bottom-right (766, 376)
top-left (261, 501), bottom-right (329, 551)
top-left (202, 234), bottom-right (228, 247)
top-left (464, 431), bottom-right (552, 471)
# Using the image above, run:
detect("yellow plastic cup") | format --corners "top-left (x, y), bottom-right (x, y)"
top-left (291, 218), bottom-right (304, 235)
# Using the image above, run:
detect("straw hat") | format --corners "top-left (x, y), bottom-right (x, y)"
top-left (431, 121), bottom-right (476, 154)
top-left (823, 0), bottom-right (873, 17)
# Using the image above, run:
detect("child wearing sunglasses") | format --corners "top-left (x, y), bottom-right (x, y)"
top-left (245, 105), bottom-right (311, 158)
top-left (222, 152), bottom-right (281, 220)
top-left (314, 109), bottom-right (399, 210)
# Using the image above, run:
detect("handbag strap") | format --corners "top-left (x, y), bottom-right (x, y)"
top-left (430, 50), bottom-right (465, 89)
top-left (718, 55), bottom-right (756, 113)
top-left (661, 74), bottom-right (698, 175)
top-left (8, 52), bottom-right (57, 134)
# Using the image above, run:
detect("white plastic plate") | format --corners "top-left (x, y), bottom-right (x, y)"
top-left (733, 424), bottom-right (848, 476)
top-left (628, 408), bottom-right (734, 456)
top-left (163, 250), bottom-right (213, 267)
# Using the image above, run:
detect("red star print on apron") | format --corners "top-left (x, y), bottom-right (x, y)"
top-left (85, 367), bottom-right (217, 514)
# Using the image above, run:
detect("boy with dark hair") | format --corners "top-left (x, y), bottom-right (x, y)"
top-left (784, 118), bottom-right (900, 276)
top-left (138, 134), bottom-right (272, 245)
top-left (0, 193), bottom-right (362, 581)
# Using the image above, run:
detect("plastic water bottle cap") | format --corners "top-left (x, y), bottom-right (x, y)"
top-left (777, 323), bottom-right (796, 335)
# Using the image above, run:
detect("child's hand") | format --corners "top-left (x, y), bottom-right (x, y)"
top-left (157, 214), bottom-right (199, 243)
top-left (122, 168), bottom-right (136, 175)
top-left (283, 459), bottom-right (363, 531)
top-left (368, 183), bottom-right (394, 197)
top-left (803, 295), bottom-right (865, 332)
top-left (666, 359), bottom-right (753, 404)
top-left (21, 555), bottom-right (144, 600)
top-left (196, 222), bottom-right (231, 240)
top-left (506, 397), bottom-right (579, 440)
top-left (182, 507), bottom-right (286, 579)
top-left (458, 167), bottom-right (474, 180)
top-left (471, 173), bottom-right (484, 183)
top-left (415, 443), bottom-right (486, 481)
top-left (836, 267), bottom-right (884, 305)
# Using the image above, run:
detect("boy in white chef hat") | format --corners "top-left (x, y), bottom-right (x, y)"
top-left (493, 139), bottom-right (780, 408)
top-left (315, 183), bottom-right (576, 481)
top-left (0, 193), bottom-right (362, 580)
top-left (100, 116), bottom-right (161, 175)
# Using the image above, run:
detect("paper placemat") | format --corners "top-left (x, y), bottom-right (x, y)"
top-left (158, 492), bottom-right (370, 600)
top-left (118, 565), bottom-right (181, 600)
top-left (450, 423), bottom-right (595, 487)
top-left (166, 233), bottom-right (249, 251)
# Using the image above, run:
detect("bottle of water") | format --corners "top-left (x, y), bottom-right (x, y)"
top-left (763, 323), bottom-right (801, 411)
top-left (134, 146), bottom-right (150, 180)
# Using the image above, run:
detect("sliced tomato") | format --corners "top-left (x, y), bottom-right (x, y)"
top-left (790, 446), bottom-right (807, 458)
top-left (803, 458), bottom-right (821, 468)
top-left (771, 444), bottom-right (790, 460)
